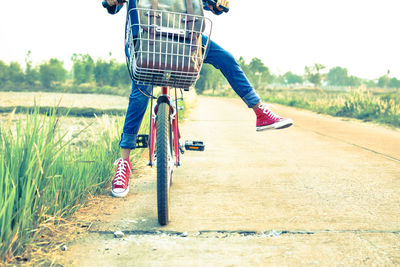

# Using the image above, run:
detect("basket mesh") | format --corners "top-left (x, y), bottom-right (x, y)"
top-left (125, 8), bottom-right (212, 89)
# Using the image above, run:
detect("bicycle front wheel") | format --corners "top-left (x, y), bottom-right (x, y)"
top-left (156, 102), bottom-right (172, 225)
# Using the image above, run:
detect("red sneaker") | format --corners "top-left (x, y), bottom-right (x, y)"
top-left (111, 158), bottom-right (132, 198)
top-left (254, 103), bottom-right (293, 131)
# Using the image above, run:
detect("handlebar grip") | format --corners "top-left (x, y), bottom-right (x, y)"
top-left (217, 5), bottom-right (229, 13)
top-left (205, 0), bottom-right (229, 13)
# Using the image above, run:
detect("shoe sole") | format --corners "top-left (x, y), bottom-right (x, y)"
top-left (256, 118), bottom-right (293, 131)
top-left (111, 186), bottom-right (129, 198)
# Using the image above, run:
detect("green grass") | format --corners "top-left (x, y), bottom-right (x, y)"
top-left (0, 105), bottom-right (150, 262)
top-left (335, 90), bottom-right (400, 125)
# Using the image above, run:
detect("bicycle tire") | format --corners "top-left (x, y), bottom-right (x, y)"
top-left (156, 102), bottom-right (171, 225)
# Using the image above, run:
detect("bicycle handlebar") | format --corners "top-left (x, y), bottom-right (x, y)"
top-left (102, 0), bottom-right (126, 9)
top-left (102, 0), bottom-right (228, 13)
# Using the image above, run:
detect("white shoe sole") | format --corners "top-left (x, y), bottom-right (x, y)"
top-left (111, 186), bottom-right (129, 198)
top-left (256, 118), bottom-right (293, 131)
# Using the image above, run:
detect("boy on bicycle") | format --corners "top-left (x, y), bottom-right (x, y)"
top-left (105, 0), bottom-right (293, 198)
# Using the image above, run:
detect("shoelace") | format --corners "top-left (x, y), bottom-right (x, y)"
top-left (258, 104), bottom-right (280, 120)
top-left (113, 158), bottom-right (132, 186)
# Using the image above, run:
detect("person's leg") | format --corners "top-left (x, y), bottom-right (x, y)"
top-left (203, 36), bottom-right (261, 108)
top-left (112, 81), bottom-right (150, 198)
top-left (119, 82), bottom-right (150, 152)
top-left (202, 36), bottom-right (293, 130)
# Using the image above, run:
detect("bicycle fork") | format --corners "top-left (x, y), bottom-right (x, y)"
top-left (148, 87), bottom-right (181, 167)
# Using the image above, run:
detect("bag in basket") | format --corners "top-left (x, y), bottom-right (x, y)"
top-left (132, 0), bottom-right (206, 87)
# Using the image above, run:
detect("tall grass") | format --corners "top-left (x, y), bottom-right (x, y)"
top-left (0, 106), bottom-right (149, 262)
top-left (336, 89), bottom-right (400, 125)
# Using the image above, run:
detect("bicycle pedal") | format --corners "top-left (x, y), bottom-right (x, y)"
top-left (185, 140), bottom-right (205, 151)
top-left (136, 134), bottom-right (149, 148)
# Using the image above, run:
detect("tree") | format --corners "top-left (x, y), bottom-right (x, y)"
top-left (273, 74), bottom-right (286, 85)
top-left (364, 79), bottom-right (377, 88)
top-left (8, 61), bottom-right (25, 84)
top-left (389, 77), bottom-right (400, 88)
top-left (195, 64), bottom-right (211, 94)
top-left (326, 66), bottom-right (361, 87)
top-left (237, 57), bottom-right (272, 89)
top-left (25, 51), bottom-right (39, 86)
top-left (110, 62), bottom-right (131, 87)
top-left (378, 74), bottom-right (390, 88)
top-left (71, 54), bottom-right (95, 84)
top-left (195, 64), bottom-right (225, 94)
top-left (39, 58), bottom-right (67, 88)
top-left (305, 63), bottom-right (325, 87)
top-left (247, 58), bottom-right (272, 90)
top-left (94, 58), bottom-right (113, 86)
top-left (237, 56), bottom-right (249, 74)
top-left (327, 66), bottom-right (348, 86)
top-left (284, 71), bottom-right (303, 84)
top-left (0, 60), bottom-right (9, 88)
top-left (347, 75), bottom-right (361, 87)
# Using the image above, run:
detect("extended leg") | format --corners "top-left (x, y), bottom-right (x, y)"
top-left (203, 36), bottom-right (261, 108)
top-left (202, 36), bottom-right (293, 130)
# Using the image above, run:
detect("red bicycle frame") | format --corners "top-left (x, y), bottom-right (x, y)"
top-left (148, 86), bottom-right (181, 167)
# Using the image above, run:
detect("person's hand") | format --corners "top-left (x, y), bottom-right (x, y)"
top-left (106, 0), bottom-right (124, 6)
top-left (213, 0), bottom-right (229, 11)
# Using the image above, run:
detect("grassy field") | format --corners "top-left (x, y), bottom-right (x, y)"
top-left (0, 92), bottom-right (128, 109)
top-left (205, 87), bottom-right (400, 128)
top-left (0, 92), bottom-right (146, 262)
top-left (0, 92), bottom-right (129, 118)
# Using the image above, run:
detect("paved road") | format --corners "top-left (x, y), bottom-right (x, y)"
top-left (57, 96), bottom-right (400, 266)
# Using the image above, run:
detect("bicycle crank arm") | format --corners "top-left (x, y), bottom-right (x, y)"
top-left (179, 144), bottom-right (185, 154)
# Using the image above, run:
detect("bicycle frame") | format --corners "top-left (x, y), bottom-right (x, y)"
top-left (149, 86), bottom-right (181, 168)
top-left (120, 6), bottom-right (211, 225)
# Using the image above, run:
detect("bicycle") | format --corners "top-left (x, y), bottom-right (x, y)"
top-left (103, 0), bottom-right (228, 225)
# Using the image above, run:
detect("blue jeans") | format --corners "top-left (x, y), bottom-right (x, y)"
top-left (119, 38), bottom-right (261, 149)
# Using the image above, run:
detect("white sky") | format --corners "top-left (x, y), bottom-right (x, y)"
top-left (1, 0), bottom-right (400, 79)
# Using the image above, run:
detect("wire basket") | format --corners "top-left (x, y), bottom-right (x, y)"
top-left (125, 8), bottom-right (212, 89)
